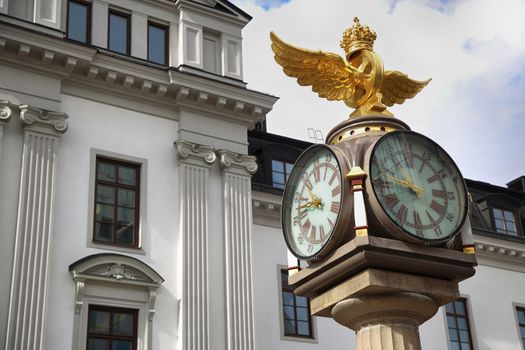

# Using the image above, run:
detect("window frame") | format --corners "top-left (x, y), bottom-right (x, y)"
top-left (444, 297), bottom-right (476, 350)
top-left (66, 0), bottom-right (92, 44)
top-left (87, 149), bottom-right (147, 255)
top-left (87, 304), bottom-right (138, 350)
top-left (93, 156), bottom-right (140, 248)
top-left (515, 305), bottom-right (525, 349)
top-left (491, 207), bottom-right (519, 236)
top-left (107, 9), bottom-right (131, 55)
top-left (271, 159), bottom-right (294, 190)
top-left (147, 21), bottom-right (169, 65)
top-left (277, 265), bottom-right (317, 343)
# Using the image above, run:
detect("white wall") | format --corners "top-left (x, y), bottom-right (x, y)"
top-left (45, 94), bottom-right (180, 349)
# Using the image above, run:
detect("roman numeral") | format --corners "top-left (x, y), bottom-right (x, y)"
top-left (309, 225), bottom-right (317, 241)
top-left (323, 166), bottom-right (328, 181)
top-left (427, 170), bottom-right (447, 184)
top-left (330, 201), bottom-right (340, 214)
top-left (430, 200), bottom-right (445, 216)
top-left (397, 205), bottom-right (408, 224)
top-left (329, 172), bottom-right (338, 186)
top-left (313, 161), bottom-right (321, 183)
top-left (327, 218), bottom-right (335, 228)
top-left (293, 210), bottom-right (307, 225)
top-left (302, 174), bottom-right (313, 190)
top-left (373, 178), bottom-right (391, 189)
top-left (301, 219), bottom-right (311, 235)
top-left (331, 185), bottom-right (341, 197)
top-left (404, 150), bottom-right (414, 168)
top-left (432, 189), bottom-right (456, 200)
top-left (320, 225), bottom-right (326, 240)
top-left (413, 210), bottom-right (423, 236)
top-left (383, 193), bottom-right (399, 209)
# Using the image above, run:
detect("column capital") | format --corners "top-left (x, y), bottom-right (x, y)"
top-left (175, 139), bottom-right (217, 166)
top-left (20, 104), bottom-right (68, 134)
top-left (218, 149), bottom-right (257, 175)
top-left (0, 100), bottom-right (15, 124)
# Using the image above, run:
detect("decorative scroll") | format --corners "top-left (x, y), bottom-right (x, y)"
top-left (175, 139), bottom-right (216, 164)
top-left (20, 104), bottom-right (68, 133)
top-left (219, 149), bottom-right (258, 174)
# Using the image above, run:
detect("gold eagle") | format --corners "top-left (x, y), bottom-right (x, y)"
top-left (270, 18), bottom-right (431, 118)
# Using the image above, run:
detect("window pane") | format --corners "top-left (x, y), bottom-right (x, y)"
top-left (94, 222), bottom-right (113, 241)
top-left (89, 310), bottom-right (110, 334)
top-left (88, 338), bottom-right (109, 350)
top-left (96, 204), bottom-right (114, 222)
top-left (112, 340), bottom-right (132, 350)
top-left (96, 186), bottom-right (115, 205)
top-left (117, 207), bottom-right (135, 225)
top-left (450, 342), bottom-right (460, 350)
top-left (520, 327), bottom-right (525, 339)
top-left (97, 163), bottom-right (116, 182)
top-left (272, 172), bottom-right (285, 185)
top-left (113, 313), bottom-right (133, 336)
top-left (495, 219), bottom-right (505, 231)
top-left (283, 306), bottom-right (295, 320)
top-left (297, 321), bottom-right (310, 336)
top-left (296, 296), bottom-right (308, 308)
top-left (284, 319), bottom-right (296, 335)
top-left (504, 210), bottom-right (514, 221)
top-left (454, 301), bottom-right (466, 315)
top-left (285, 163), bottom-right (294, 174)
top-left (296, 307), bottom-right (309, 321)
top-left (118, 166), bottom-right (136, 185)
top-left (68, 1), bottom-right (89, 43)
top-left (445, 302), bottom-right (454, 314)
top-left (116, 225), bottom-right (134, 245)
top-left (457, 318), bottom-right (467, 330)
top-left (272, 160), bottom-right (283, 172)
top-left (459, 330), bottom-right (469, 342)
top-left (118, 189), bottom-right (135, 208)
top-left (493, 209), bottom-right (504, 219)
top-left (148, 24), bottom-right (166, 65)
top-left (460, 342), bottom-right (471, 350)
top-left (518, 310), bottom-right (525, 324)
top-left (109, 13), bottom-right (128, 54)
top-left (447, 315), bottom-right (457, 328)
top-left (282, 292), bottom-right (294, 306)
top-left (448, 329), bottom-right (458, 341)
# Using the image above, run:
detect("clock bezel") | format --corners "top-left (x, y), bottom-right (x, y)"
top-left (282, 144), bottom-right (353, 261)
top-left (365, 130), bottom-right (469, 245)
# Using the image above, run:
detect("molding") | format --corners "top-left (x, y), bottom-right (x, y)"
top-left (473, 232), bottom-right (525, 272)
top-left (252, 190), bottom-right (282, 228)
top-left (219, 149), bottom-right (257, 175)
top-left (19, 104), bottom-right (68, 134)
top-left (175, 139), bottom-right (217, 165)
top-left (74, 280), bottom-right (85, 314)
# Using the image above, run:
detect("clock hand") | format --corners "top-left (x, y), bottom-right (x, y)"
top-left (297, 197), bottom-right (323, 210)
top-left (398, 168), bottom-right (424, 199)
top-left (385, 174), bottom-right (424, 197)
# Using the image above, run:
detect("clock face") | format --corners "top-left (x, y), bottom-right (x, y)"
top-left (282, 145), bottom-right (348, 260)
top-left (369, 131), bottom-right (468, 243)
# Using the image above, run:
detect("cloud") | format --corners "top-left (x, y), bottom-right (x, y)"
top-left (232, 0), bottom-right (525, 186)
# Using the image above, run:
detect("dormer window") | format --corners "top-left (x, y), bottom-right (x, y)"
top-left (492, 208), bottom-right (518, 236)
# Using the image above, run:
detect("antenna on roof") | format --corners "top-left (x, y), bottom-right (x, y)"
top-left (307, 128), bottom-right (324, 144)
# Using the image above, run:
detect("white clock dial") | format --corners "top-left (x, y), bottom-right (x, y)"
top-left (282, 145), bottom-right (348, 260)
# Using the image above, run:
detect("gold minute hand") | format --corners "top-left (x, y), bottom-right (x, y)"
top-left (385, 174), bottom-right (424, 195)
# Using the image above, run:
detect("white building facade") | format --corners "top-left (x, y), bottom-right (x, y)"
top-left (1, 1), bottom-right (525, 350)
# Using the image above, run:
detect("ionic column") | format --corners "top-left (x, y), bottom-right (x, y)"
top-left (219, 150), bottom-right (257, 350)
top-left (0, 101), bottom-right (14, 158)
top-left (175, 140), bottom-right (217, 350)
top-left (5, 105), bottom-right (68, 350)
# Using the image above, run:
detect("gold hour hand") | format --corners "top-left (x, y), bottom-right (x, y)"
top-left (385, 174), bottom-right (424, 197)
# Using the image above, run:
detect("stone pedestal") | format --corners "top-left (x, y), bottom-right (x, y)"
top-left (311, 269), bottom-right (459, 350)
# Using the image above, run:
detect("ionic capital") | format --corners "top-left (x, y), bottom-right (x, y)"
top-left (219, 149), bottom-right (258, 175)
top-left (175, 139), bottom-right (217, 166)
top-left (20, 105), bottom-right (68, 134)
top-left (0, 100), bottom-right (15, 124)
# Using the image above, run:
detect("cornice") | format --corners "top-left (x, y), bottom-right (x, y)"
top-left (252, 190), bottom-right (282, 228)
top-left (176, 0), bottom-right (249, 26)
top-left (0, 22), bottom-right (277, 128)
top-left (20, 104), bottom-right (68, 134)
top-left (0, 100), bottom-right (15, 124)
top-left (175, 139), bottom-right (217, 166)
top-left (219, 149), bottom-right (257, 175)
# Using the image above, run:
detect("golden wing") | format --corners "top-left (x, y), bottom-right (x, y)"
top-left (270, 32), bottom-right (357, 101)
top-left (381, 71), bottom-right (431, 107)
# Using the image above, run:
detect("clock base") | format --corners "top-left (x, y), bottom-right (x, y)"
top-left (313, 269), bottom-right (459, 350)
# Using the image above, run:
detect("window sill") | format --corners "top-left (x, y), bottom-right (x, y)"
top-left (87, 241), bottom-right (146, 255)
top-left (280, 334), bottom-right (317, 344)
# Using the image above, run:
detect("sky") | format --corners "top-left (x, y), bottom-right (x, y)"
top-left (230, 0), bottom-right (525, 187)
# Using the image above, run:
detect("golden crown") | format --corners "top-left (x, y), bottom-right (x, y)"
top-left (340, 17), bottom-right (377, 56)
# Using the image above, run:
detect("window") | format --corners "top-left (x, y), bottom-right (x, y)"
top-left (272, 160), bottom-right (293, 189)
top-left (87, 305), bottom-right (137, 350)
top-left (493, 208), bottom-right (518, 236)
top-left (280, 269), bottom-right (313, 338)
top-left (445, 298), bottom-right (474, 350)
top-left (108, 10), bottom-right (130, 55)
top-left (94, 157), bottom-right (140, 247)
top-left (148, 22), bottom-right (168, 65)
top-left (67, 0), bottom-right (91, 43)
top-left (516, 307), bottom-right (525, 348)
top-left (203, 30), bottom-right (220, 74)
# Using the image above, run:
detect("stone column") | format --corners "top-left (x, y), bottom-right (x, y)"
top-left (219, 150), bottom-right (257, 350)
top-left (175, 140), bottom-right (217, 350)
top-left (5, 104), bottom-right (68, 350)
top-left (0, 101), bottom-right (14, 157)
top-left (311, 269), bottom-right (459, 350)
